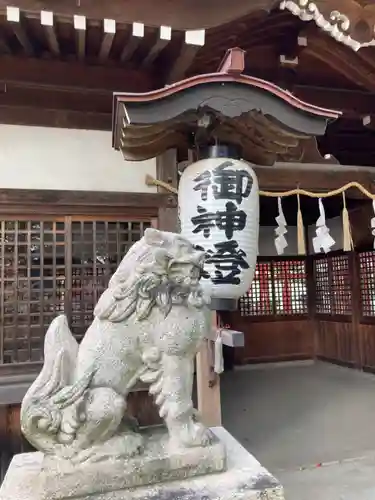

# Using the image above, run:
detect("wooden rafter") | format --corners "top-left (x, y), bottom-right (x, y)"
top-left (0, 36), bottom-right (9, 54)
top-left (0, 0), bottom-right (275, 31)
top-left (167, 29), bottom-right (205, 83)
top-left (98, 18), bottom-right (116, 62)
top-left (6, 6), bottom-right (33, 56)
top-left (40, 10), bottom-right (59, 56)
top-left (2, 0), bottom-right (375, 52)
top-left (277, 29), bottom-right (308, 89)
top-left (142, 25), bottom-right (171, 68)
top-left (74, 14), bottom-right (86, 61)
top-left (279, 34), bottom-right (307, 69)
top-left (120, 22), bottom-right (144, 63)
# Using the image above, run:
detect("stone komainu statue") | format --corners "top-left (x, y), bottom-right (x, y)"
top-left (21, 229), bottom-right (212, 463)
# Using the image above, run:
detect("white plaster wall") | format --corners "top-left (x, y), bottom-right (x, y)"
top-left (307, 216), bottom-right (343, 253)
top-left (0, 125), bottom-right (157, 192)
top-left (258, 226), bottom-right (299, 256)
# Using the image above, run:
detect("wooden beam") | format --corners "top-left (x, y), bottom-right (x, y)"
top-left (6, 6), bottom-right (33, 56)
top-left (0, 189), bottom-right (175, 223)
top-left (98, 18), bottom-right (116, 62)
top-left (1, 54), bottom-right (374, 119)
top-left (0, 188), bottom-right (174, 211)
top-left (74, 14), bottom-right (86, 61)
top-left (40, 10), bottom-right (59, 56)
top-left (0, 104), bottom-right (112, 130)
top-left (142, 25), bottom-right (171, 68)
top-left (120, 22), bottom-right (144, 63)
top-left (0, 55), bottom-right (153, 92)
top-left (151, 162), bottom-right (375, 198)
top-left (0, 83), bottom-right (112, 114)
top-left (293, 85), bottom-right (375, 117)
top-left (167, 29), bottom-right (205, 83)
top-left (256, 162), bottom-right (375, 198)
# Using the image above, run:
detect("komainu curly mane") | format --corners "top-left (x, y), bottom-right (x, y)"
top-left (94, 228), bottom-right (207, 323)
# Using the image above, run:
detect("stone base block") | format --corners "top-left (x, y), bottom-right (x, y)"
top-left (0, 428), bottom-right (284, 500)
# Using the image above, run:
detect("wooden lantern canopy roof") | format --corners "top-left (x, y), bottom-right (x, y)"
top-left (112, 48), bottom-right (341, 165)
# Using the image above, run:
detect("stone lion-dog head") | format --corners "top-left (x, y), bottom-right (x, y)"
top-left (94, 228), bottom-right (208, 323)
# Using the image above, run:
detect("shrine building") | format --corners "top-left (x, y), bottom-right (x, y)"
top-left (1, 0), bottom-right (375, 487)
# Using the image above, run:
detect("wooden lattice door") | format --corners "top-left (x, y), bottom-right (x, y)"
top-left (0, 215), bottom-right (151, 368)
top-left (68, 218), bottom-right (151, 339)
top-left (313, 252), bottom-right (361, 367)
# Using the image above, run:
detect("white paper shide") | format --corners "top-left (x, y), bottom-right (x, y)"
top-left (178, 158), bottom-right (259, 301)
top-left (274, 197), bottom-right (288, 255)
top-left (313, 198), bottom-right (335, 253)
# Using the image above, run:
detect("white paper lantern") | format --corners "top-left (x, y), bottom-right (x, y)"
top-left (178, 157), bottom-right (259, 304)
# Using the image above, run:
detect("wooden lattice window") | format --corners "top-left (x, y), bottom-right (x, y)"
top-left (70, 220), bottom-right (150, 339)
top-left (0, 219), bottom-right (66, 365)
top-left (239, 262), bottom-right (273, 316)
top-left (273, 260), bottom-right (307, 315)
top-left (314, 254), bottom-right (352, 316)
top-left (0, 217), bottom-right (151, 366)
top-left (331, 255), bottom-right (352, 315)
top-left (314, 257), bottom-right (330, 314)
top-left (359, 251), bottom-right (375, 317)
top-left (239, 258), bottom-right (307, 317)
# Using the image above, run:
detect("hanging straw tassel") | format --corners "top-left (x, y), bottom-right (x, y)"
top-left (342, 191), bottom-right (353, 251)
top-left (297, 192), bottom-right (306, 255)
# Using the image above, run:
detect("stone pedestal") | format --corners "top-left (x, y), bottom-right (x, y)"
top-left (0, 427), bottom-right (284, 500)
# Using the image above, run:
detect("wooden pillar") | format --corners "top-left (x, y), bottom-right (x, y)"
top-left (156, 149), bottom-right (178, 232)
top-left (196, 312), bottom-right (222, 427)
top-left (350, 251), bottom-right (363, 369)
top-left (306, 254), bottom-right (318, 358)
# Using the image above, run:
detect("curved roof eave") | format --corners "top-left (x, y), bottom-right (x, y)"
top-left (112, 72), bottom-right (341, 164)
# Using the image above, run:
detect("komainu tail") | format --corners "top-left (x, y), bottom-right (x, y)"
top-left (21, 315), bottom-right (91, 452)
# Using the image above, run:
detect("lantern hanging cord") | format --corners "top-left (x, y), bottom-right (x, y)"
top-left (145, 175), bottom-right (375, 199)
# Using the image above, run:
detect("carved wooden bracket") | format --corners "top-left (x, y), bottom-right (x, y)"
top-left (280, 0), bottom-right (375, 51)
top-left (278, 137), bottom-right (339, 164)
